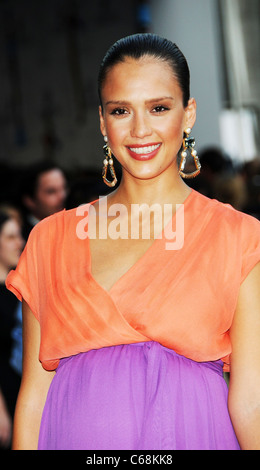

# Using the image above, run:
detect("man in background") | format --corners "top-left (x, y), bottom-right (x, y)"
top-left (20, 161), bottom-right (68, 240)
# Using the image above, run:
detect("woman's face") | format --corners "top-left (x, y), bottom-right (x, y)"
top-left (0, 219), bottom-right (24, 270)
top-left (99, 56), bottom-right (196, 181)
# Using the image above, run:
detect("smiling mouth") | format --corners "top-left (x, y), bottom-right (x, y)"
top-left (128, 143), bottom-right (161, 155)
top-left (127, 143), bottom-right (161, 161)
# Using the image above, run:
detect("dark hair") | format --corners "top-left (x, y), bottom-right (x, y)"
top-left (98, 33), bottom-right (190, 108)
top-left (21, 161), bottom-right (65, 199)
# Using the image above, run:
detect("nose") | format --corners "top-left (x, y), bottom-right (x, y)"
top-left (130, 111), bottom-right (152, 139)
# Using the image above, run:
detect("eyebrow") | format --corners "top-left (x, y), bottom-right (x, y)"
top-left (105, 96), bottom-right (175, 106)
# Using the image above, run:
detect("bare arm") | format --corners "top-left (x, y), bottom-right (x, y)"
top-left (12, 300), bottom-right (55, 450)
top-left (228, 262), bottom-right (260, 450)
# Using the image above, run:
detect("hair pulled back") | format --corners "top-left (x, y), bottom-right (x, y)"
top-left (98, 33), bottom-right (190, 108)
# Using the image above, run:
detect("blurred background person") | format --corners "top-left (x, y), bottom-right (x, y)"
top-left (241, 158), bottom-right (260, 220)
top-left (186, 146), bottom-right (234, 198)
top-left (19, 161), bottom-right (68, 240)
top-left (65, 169), bottom-right (115, 210)
top-left (213, 172), bottom-right (248, 212)
top-left (0, 211), bottom-right (24, 449)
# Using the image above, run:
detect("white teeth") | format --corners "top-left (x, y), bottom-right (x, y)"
top-left (129, 144), bottom-right (160, 154)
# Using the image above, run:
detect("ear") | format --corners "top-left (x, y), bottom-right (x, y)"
top-left (184, 98), bottom-right (197, 130)
top-left (99, 106), bottom-right (106, 138)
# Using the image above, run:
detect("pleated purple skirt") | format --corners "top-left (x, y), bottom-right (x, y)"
top-left (38, 341), bottom-right (240, 450)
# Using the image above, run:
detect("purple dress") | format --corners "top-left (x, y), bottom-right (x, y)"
top-left (38, 342), bottom-right (240, 450)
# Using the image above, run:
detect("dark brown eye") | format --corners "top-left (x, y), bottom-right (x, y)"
top-left (152, 105), bottom-right (169, 113)
top-left (110, 108), bottom-right (128, 115)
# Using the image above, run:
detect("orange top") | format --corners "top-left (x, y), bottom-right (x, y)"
top-left (6, 190), bottom-right (260, 372)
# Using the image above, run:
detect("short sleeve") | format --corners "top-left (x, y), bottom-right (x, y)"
top-left (240, 213), bottom-right (260, 283)
top-left (6, 223), bottom-right (40, 320)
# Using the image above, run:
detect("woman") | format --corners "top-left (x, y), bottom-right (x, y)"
top-left (6, 34), bottom-right (260, 450)
top-left (0, 212), bottom-right (24, 448)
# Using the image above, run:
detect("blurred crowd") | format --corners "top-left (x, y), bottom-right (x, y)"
top-left (0, 148), bottom-right (260, 448)
top-left (187, 147), bottom-right (260, 219)
top-left (0, 159), bottom-right (110, 449)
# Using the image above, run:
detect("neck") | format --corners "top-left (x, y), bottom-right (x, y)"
top-left (109, 167), bottom-right (191, 208)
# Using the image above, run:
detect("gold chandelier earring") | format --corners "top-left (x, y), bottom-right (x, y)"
top-left (179, 127), bottom-right (201, 178)
top-left (102, 136), bottom-right (117, 187)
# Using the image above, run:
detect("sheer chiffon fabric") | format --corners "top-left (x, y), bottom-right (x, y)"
top-left (6, 190), bottom-right (260, 373)
top-left (38, 342), bottom-right (240, 450)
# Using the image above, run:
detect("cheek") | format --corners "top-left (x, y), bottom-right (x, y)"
top-left (7, 243), bottom-right (16, 256)
top-left (161, 120), bottom-right (183, 149)
top-left (106, 122), bottom-right (127, 149)
top-left (38, 192), bottom-right (52, 205)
